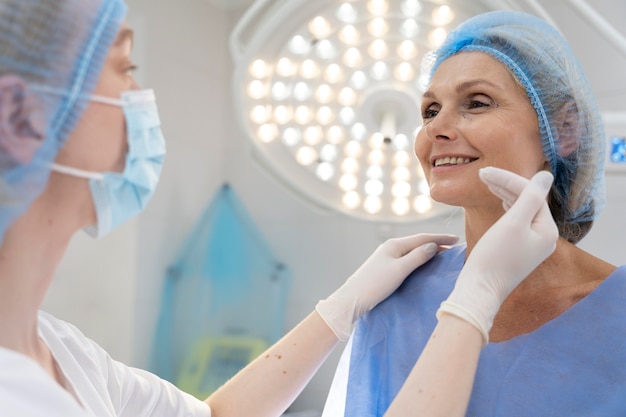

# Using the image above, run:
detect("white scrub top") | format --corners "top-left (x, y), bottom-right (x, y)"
top-left (0, 311), bottom-right (211, 417)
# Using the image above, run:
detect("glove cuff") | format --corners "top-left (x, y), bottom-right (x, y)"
top-left (437, 301), bottom-right (489, 346)
top-left (315, 297), bottom-right (356, 342)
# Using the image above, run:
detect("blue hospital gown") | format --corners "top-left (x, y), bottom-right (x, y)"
top-left (331, 244), bottom-right (626, 417)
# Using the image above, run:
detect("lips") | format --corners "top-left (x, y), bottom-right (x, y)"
top-left (433, 156), bottom-right (478, 167)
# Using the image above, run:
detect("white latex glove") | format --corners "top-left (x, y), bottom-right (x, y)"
top-left (317, 233), bottom-right (459, 341)
top-left (438, 167), bottom-right (559, 345)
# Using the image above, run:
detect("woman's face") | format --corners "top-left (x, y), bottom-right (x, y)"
top-left (54, 22), bottom-right (139, 174)
top-left (414, 51), bottom-right (547, 210)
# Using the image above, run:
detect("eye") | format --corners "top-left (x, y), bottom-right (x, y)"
top-left (468, 100), bottom-right (489, 109)
top-left (465, 94), bottom-right (494, 111)
top-left (421, 103), bottom-right (440, 120)
top-left (125, 64), bottom-right (139, 75)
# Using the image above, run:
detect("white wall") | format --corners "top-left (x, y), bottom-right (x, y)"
top-left (42, 0), bottom-right (626, 414)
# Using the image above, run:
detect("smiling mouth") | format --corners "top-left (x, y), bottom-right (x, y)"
top-left (433, 156), bottom-right (477, 167)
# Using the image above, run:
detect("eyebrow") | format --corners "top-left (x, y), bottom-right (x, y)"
top-left (422, 79), bottom-right (502, 99)
top-left (114, 28), bottom-right (134, 46)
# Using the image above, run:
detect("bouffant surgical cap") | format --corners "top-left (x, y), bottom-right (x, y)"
top-left (0, 0), bottom-right (127, 243)
top-left (425, 10), bottom-right (606, 244)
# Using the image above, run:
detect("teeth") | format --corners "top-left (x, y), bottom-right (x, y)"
top-left (434, 157), bottom-right (472, 167)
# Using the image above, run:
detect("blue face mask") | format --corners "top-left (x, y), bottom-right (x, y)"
top-left (52, 89), bottom-right (166, 238)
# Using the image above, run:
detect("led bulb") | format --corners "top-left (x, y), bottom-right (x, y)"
top-left (316, 162), bottom-right (335, 181)
top-left (338, 87), bottom-right (357, 106)
top-left (392, 166), bottom-right (410, 181)
top-left (276, 57), bottom-right (296, 77)
top-left (392, 181), bottom-right (411, 198)
top-left (294, 105), bottom-right (313, 124)
top-left (247, 80), bottom-right (267, 99)
top-left (400, 19), bottom-right (419, 38)
top-left (393, 150), bottom-right (411, 166)
top-left (296, 146), bottom-right (318, 166)
top-left (316, 106), bottom-right (334, 125)
top-left (401, 0), bottom-right (422, 17)
top-left (304, 126), bottom-right (323, 145)
top-left (429, 27), bottom-right (448, 48)
top-left (315, 84), bottom-right (334, 103)
top-left (345, 140), bottom-right (363, 157)
top-left (370, 61), bottom-right (389, 81)
top-left (364, 195), bottom-right (382, 214)
top-left (324, 63), bottom-right (344, 83)
top-left (320, 144), bottom-right (338, 162)
top-left (250, 105), bottom-right (271, 124)
top-left (339, 174), bottom-right (358, 191)
top-left (339, 107), bottom-right (355, 125)
top-left (341, 157), bottom-right (359, 174)
top-left (273, 105), bottom-right (292, 124)
top-left (300, 59), bottom-right (320, 79)
top-left (394, 62), bottom-right (415, 82)
top-left (315, 39), bottom-right (337, 60)
top-left (249, 59), bottom-right (269, 78)
top-left (367, 0), bottom-right (389, 16)
top-left (350, 71), bottom-right (368, 90)
top-left (392, 198), bottom-right (410, 215)
top-left (339, 25), bottom-right (360, 45)
top-left (258, 123), bottom-right (278, 143)
top-left (308, 16), bottom-right (332, 38)
top-left (289, 35), bottom-right (311, 55)
top-left (350, 123), bottom-right (367, 141)
top-left (282, 127), bottom-right (302, 146)
top-left (433, 5), bottom-right (455, 25)
top-left (366, 164), bottom-right (384, 179)
top-left (393, 133), bottom-right (410, 150)
top-left (293, 82), bottom-right (312, 101)
top-left (337, 3), bottom-right (358, 24)
top-left (368, 17), bottom-right (389, 37)
top-left (397, 40), bottom-right (418, 60)
top-left (342, 191), bottom-right (361, 209)
top-left (365, 179), bottom-right (384, 196)
top-left (413, 194), bottom-right (433, 213)
top-left (368, 39), bottom-right (388, 59)
top-left (271, 81), bottom-right (290, 101)
top-left (368, 149), bottom-right (385, 165)
top-left (327, 125), bottom-right (345, 144)
top-left (343, 48), bottom-right (363, 68)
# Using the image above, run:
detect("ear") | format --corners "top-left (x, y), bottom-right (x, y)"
top-left (554, 101), bottom-right (579, 158)
top-left (0, 74), bottom-right (46, 165)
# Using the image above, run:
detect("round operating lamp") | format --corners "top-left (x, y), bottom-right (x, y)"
top-left (230, 0), bottom-right (489, 222)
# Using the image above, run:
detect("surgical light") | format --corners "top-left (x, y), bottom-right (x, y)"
top-left (231, 0), bottom-right (483, 222)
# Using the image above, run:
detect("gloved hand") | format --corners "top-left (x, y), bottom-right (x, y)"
top-left (438, 167), bottom-right (559, 345)
top-left (317, 233), bottom-right (459, 341)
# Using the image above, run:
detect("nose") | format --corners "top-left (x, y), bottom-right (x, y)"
top-left (423, 108), bottom-right (458, 142)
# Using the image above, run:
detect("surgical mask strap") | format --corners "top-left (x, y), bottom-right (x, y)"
top-left (51, 163), bottom-right (105, 181)
top-left (30, 84), bottom-right (124, 107)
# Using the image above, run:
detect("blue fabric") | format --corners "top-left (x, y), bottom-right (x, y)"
top-left (150, 184), bottom-right (291, 383)
top-left (345, 245), bottom-right (626, 416)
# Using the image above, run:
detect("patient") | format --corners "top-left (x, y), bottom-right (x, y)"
top-left (322, 10), bottom-right (626, 417)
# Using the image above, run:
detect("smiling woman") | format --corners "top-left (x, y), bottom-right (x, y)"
top-left (323, 10), bottom-right (626, 417)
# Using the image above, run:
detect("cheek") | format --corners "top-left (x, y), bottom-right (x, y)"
top-left (413, 132), bottom-right (430, 167)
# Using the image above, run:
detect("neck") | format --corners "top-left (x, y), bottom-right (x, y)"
top-left (0, 198), bottom-right (75, 359)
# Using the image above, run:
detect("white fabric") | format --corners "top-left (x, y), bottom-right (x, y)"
top-left (321, 337), bottom-right (352, 417)
top-left (0, 311), bottom-right (211, 417)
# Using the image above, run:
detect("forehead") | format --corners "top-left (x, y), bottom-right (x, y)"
top-left (430, 51), bottom-right (519, 89)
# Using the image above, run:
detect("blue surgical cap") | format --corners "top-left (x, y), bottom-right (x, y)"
top-left (424, 10), bottom-right (606, 243)
top-left (0, 0), bottom-right (127, 243)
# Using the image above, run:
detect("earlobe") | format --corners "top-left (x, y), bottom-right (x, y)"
top-left (556, 101), bottom-right (579, 158)
top-left (0, 74), bottom-right (46, 165)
